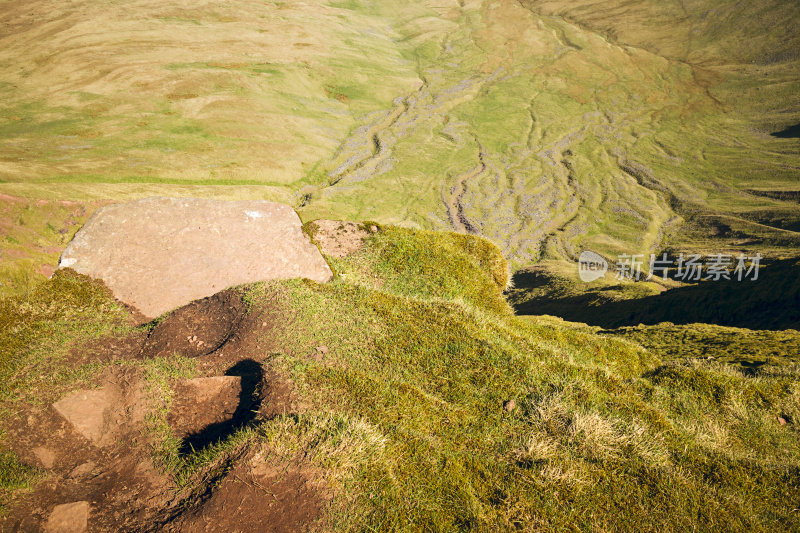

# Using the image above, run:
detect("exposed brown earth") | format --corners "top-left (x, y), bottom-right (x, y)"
top-left (306, 219), bottom-right (377, 259)
top-left (0, 286), bottom-right (324, 532)
top-left (161, 449), bottom-right (326, 533)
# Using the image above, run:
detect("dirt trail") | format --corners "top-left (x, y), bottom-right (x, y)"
top-left (1, 289), bottom-right (325, 532)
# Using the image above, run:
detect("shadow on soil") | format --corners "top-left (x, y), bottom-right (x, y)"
top-left (180, 359), bottom-right (264, 455)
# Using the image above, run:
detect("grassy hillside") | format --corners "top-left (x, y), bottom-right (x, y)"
top-left (0, 1), bottom-right (798, 528)
top-left (1, 227), bottom-right (798, 530)
top-left (2, 0), bottom-right (799, 296)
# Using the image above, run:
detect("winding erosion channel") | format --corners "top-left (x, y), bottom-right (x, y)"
top-left (309, 0), bottom-right (711, 269)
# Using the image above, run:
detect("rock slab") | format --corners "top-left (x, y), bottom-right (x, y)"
top-left (52, 389), bottom-right (114, 446)
top-left (168, 376), bottom-right (243, 437)
top-left (44, 501), bottom-right (89, 533)
top-left (59, 197), bottom-right (332, 318)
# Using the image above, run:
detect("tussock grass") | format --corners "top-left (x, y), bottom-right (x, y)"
top-left (238, 229), bottom-right (799, 531)
top-left (0, 227), bottom-right (797, 529)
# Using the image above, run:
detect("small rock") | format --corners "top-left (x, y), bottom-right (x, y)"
top-left (370, 225), bottom-right (379, 233)
top-left (39, 265), bottom-right (56, 279)
top-left (179, 376), bottom-right (241, 403)
top-left (44, 501), bottom-right (89, 533)
top-left (69, 461), bottom-right (96, 479)
top-left (33, 447), bottom-right (56, 469)
top-left (262, 322), bottom-right (268, 327)
top-left (53, 388), bottom-right (115, 446)
top-left (168, 376), bottom-right (242, 437)
top-left (503, 399), bottom-right (517, 412)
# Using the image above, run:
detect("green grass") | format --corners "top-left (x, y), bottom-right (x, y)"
top-left (0, 226), bottom-right (797, 529)
top-left (309, 223), bottom-right (510, 314)
top-left (0, 270), bottom-right (129, 405)
top-left (295, 0), bottom-right (800, 271)
top-left (609, 323), bottom-right (800, 368)
top-left (234, 227), bottom-right (800, 530)
top-left (120, 354), bottom-right (199, 479)
top-left (0, 0), bottom-right (799, 527)
top-left (0, 449), bottom-right (41, 514)
top-left (3, 0), bottom-right (799, 285)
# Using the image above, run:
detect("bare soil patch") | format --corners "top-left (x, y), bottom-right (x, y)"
top-left (1, 285), bottom-right (321, 531)
top-left (1, 367), bottom-right (174, 532)
top-left (158, 449), bottom-right (326, 533)
top-left (308, 219), bottom-right (376, 258)
top-left (140, 289), bottom-right (247, 359)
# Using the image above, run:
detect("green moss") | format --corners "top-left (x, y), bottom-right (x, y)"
top-left (325, 226), bottom-right (511, 315)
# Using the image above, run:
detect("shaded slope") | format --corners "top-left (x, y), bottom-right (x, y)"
top-left (509, 257), bottom-right (800, 330)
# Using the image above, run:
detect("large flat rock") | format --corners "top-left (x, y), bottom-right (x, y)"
top-left (58, 197), bottom-right (332, 318)
top-left (168, 376), bottom-right (243, 438)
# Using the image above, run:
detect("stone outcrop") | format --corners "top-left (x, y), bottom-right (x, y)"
top-left (59, 197), bottom-right (332, 318)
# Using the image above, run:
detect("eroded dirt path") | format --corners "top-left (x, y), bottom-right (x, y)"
top-left (1, 289), bottom-right (326, 532)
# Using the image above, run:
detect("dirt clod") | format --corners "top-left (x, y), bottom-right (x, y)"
top-left (33, 447), bottom-right (56, 469)
top-left (52, 387), bottom-right (119, 447)
top-left (69, 462), bottom-right (96, 480)
top-left (168, 376), bottom-right (242, 440)
top-left (140, 289), bottom-right (245, 359)
top-left (309, 219), bottom-right (371, 258)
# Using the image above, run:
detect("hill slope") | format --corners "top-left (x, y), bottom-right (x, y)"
top-left (1, 0), bottom-right (799, 294)
top-left (1, 226), bottom-right (798, 530)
